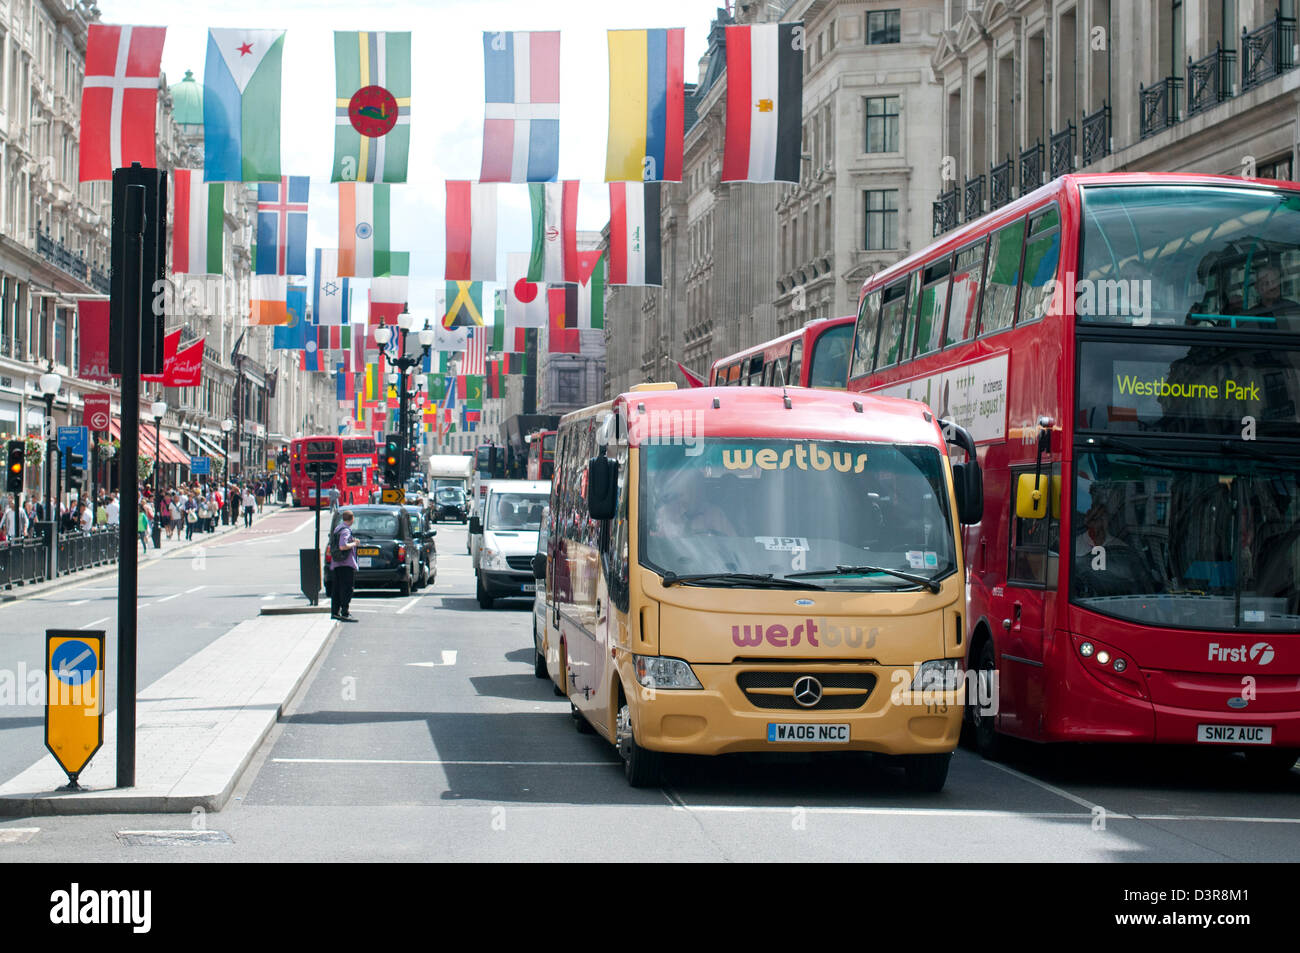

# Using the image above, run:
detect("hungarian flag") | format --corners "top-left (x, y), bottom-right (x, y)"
top-left (507, 252), bottom-right (547, 329)
top-left (172, 170), bottom-right (224, 275)
top-left (249, 275), bottom-right (289, 325)
top-left (527, 180), bottom-right (578, 283)
top-left (445, 181), bottom-right (497, 280)
top-left (443, 281), bottom-right (484, 328)
top-left (333, 31), bottom-right (411, 183)
top-left (609, 182), bottom-right (662, 286)
top-left (338, 182), bottom-right (396, 277)
top-left (79, 25), bottom-right (167, 181)
top-left (203, 29), bottom-right (285, 182)
top-left (480, 31), bottom-right (561, 182)
top-left (256, 175), bottom-right (309, 275)
top-left (722, 22), bottom-right (804, 183)
top-left (605, 29), bottom-right (684, 182)
top-left (547, 287), bottom-right (581, 354)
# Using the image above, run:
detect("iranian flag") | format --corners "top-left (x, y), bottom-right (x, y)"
top-left (172, 170), bottom-right (224, 275)
top-left (527, 180), bottom-right (579, 283)
top-left (722, 22), bottom-right (804, 183)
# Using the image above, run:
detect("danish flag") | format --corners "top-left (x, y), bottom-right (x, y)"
top-left (79, 25), bottom-right (167, 182)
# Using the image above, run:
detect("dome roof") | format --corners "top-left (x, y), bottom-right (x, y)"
top-left (169, 70), bottom-right (203, 126)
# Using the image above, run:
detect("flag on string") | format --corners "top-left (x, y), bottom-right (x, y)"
top-left (312, 249), bottom-right (351, 325)
top-left (317, 325), bottom-right (352, 354)
top-left (443, 280), bottom-right (484, 328)
top-left (547, 287), bottom-right (581, 353)
top-left (249, 274), bottom-right (289, 325)
top-left (79, 25), bottom-right (166, 181)
top-left (445, 181), bottom-right (497, 280)
top-left (338, 182), bottom-right (396, 277)
top-left (203, 28), bottom-right (285, 182)
top-left (435, 325), bottom-right (469, 352)
top-left (462, 326), bottom-right (488, 376)
top-left (333, 31), bottom-right (411, 182)
top-left (605, 28), bottom-right (684, 182)
top-left (273, 284), bottom-right (309, 348)
top-left (486, 357), bottom-right (504, 398)
top-left (255, 175), bottom-right (309, 275)
top-left (335, 363), bottom-right (356, 402)
top-left (369, 275), bottom-right (408, 329)
top-left (301, 336), bottom-right (323, 371)
top-left (461, 374), bottom-right (484, 409)
top-left (527, 180), bottom-right (578, 283)
top-left (480, 30), bottom-right (560, 182)
top-left (723, 22), bottom-right (804, 183)
top-left (608, 181), bottom-right (662, 286)
top-left (172, 170), bottom-right (224, 275)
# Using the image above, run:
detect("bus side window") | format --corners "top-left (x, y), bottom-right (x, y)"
top-left (849, 291), bottom-right (882, 379)
top-left (762, 360), bottom-right (775, 386)
top-left (979, 217), bottom-right (1027, 335)
top-left (946, 239), bottom-right (988, 347)
top-left (1017, 205), bottom-right (1062, 325)
top-left (876, 275), bottom-right (914, 368)
top-left (788, 342), bottom-right (802, 386)
top-left (748, 355), bottom-right (764, 386)
top-left (913, 256), bottom-right (953, 359)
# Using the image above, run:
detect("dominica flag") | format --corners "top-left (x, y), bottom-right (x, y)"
top-left (338, 182), bottom-right (398, 277)
top-left (333, 31), bottom-right (411, 182)
top-left (172, 170), bottom-right (224, 275)
top-left (203, 29), bottom-right (285, 182)
top-left (443, 280), bottom-right (484, 328)
top-left (722, 22), bottom-right (804, 183)
top-left (605, 28), bottom-right (684, 182)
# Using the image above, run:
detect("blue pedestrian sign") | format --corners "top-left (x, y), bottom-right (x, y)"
top-left (190, 456), bottom-right (211, 475)
top-left (57, 426), bottom-right (89, 468)
top-left (51, 639), bottom-right (98, 687)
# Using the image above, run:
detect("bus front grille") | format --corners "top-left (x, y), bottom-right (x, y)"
top-left (736, 671), bottom-right (877, 711)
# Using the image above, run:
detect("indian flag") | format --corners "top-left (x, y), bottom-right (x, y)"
top-left (338, 182), bottom-right (393, 277)
top-left (172, 169), bottom-right (224, 275)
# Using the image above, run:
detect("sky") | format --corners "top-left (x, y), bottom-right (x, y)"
top-left (102, 0), bottom-right (723, 324)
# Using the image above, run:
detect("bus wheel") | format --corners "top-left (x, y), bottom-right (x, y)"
top-left (616, 703), bottom-right (663, 787)
top-left (970, 639), bottom-right (1004, 761)
top-left (1243, 747), bottom-right (1299, 779)
top-left (571, 703), bottom-right (594, 734)
top-left (903, 752), bottom-right (951, 793)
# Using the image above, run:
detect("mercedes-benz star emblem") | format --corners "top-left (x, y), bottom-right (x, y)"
top-left (793, 676), bottom-right (823, 708)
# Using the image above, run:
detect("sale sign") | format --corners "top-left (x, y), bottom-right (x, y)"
top-left (83, 394), bottom-right (110, 432)
top-left (77, 301), bottom-right (112, 382)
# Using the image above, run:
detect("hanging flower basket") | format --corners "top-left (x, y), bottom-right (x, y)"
top-left (96, 437), bottom-right (120, 460)
top-left (138, 455), bottom-right (154, 480)
top-left (24, 435), bottom-right (43, 461)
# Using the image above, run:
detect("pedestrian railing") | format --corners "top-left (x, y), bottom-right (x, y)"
top-left (0, 526), bottom-right (120, 588)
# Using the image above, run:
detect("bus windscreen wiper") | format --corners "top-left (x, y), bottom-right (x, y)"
top-left (785, 565), bottom-right (941, 594)
top-left (659, 571), bottom-right (824, 590)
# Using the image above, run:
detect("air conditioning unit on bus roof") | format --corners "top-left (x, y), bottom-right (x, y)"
top-left (628, 383), bottom-right (677, 392)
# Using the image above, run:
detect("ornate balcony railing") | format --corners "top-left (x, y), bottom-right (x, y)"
top-left (1049, 122), bottom-right (1076, 178)
top-left (1139, 76), bottom-right (1183, 139)
top-left (932, 187), bottom-right (959, 237)
top-left (89, 267), bottom-right (111, 295)
top-left (1019, 141), bottom-right (1044, 195)
top-left (1242, 10), bottom-right (1297, 92)
top-left (1081, 102), bottom-right (1112, 166)
top-left (35, 225), bottom-right (92, 286)
top-left (1187, 44), bottom-right (1237, 116)
top-left (963, 174), bottom-right (985, 221)
top-left (989, 155), bottom-right (1013, 210)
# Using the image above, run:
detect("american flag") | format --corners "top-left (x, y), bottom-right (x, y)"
top-left (461, 326), bottom-right (488, 377)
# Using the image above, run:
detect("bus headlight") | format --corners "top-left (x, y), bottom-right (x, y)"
top-left (911, 658), bottom-right (962, 691)
top-left (634, 656), bottom-right (702, 690)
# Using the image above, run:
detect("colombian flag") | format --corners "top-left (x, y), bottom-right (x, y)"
top-left (605, 28), bottom-right (684, 182)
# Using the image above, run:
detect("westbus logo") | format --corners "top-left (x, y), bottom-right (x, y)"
top-left (1208, 642), bottom-right (1275, 665)
top-left (730, 618), bottom-right (876, 649)
top-left (722, 444), bottom-right (870, 473)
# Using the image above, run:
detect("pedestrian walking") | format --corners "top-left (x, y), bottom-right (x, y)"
top-left (255, 481), bottom-right (266, 512)
top-left (327, 484), bottom-right (340, 513)
top-left (138, 498), bottom-right (150, 554)
top-left (106, 493), bottom-right (120, 526)
top-left (78, 501), bottom-right (93, 533)
top-left (242, 486), bottom-right (256, 527)
top-left (184, 493), bottom-right (197, 540)
top-left (328, 509), bottom-right (359, 622)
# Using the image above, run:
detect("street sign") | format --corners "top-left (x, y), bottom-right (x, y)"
top-left (83, 394), bottom-right (111, 431)
top-left (45, 630), bottom-right (105, 786)
top-left (190, 456), bottom-right (211, 475)
top-left (381, 487), bottom-right (406, 504)
top-left (57, 426), bottom-right (89, 468)
top-left (266, 460), bottom-right (277, 471)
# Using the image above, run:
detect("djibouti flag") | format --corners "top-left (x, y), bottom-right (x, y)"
top-left (333, 31), bottom-right (411, 183)
top-left (203, 29), bottom-right (285, 182)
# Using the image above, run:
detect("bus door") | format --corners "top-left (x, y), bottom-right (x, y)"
top-left (998, 464), bottom-right (1062, 739)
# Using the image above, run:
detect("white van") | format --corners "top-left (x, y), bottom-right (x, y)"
top-left (470, 479), bottom-right (550, 610)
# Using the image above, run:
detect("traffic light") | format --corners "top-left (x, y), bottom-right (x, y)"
top-left (5, 440), bottom-right (23, 493)
top-left (66, 451), bottom-right (85, 495)
top-left (383, 435), bottom-right (401, 486)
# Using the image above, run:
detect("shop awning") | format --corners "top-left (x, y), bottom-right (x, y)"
top-left (186, 431), bottom-right (226, 460)
top-left (108, 418), bottom-right (191, 466)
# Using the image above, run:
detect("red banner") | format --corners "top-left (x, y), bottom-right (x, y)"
top-left (83, 394), bottom-right (111, 432)
top-left (78, 301), bottom-right (112, 382)
top-left (167, 337), bottom-right (204, 387)
top-left (142, 329), bottom-right (181, 383)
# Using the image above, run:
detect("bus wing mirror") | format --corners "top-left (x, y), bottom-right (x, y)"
top-left (1015, 472), bottom-right (1049, 520)
top-left (953, 461), bottom-right (984, 525)
top-left (532, 552), bottom-right (547, 579)
top-left (587, 456), bottom-right (618, 520)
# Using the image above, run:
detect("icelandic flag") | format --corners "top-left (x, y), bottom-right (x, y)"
top-left (256, 175), bottom-right (309, 275)
top-left (203, 29), bottom-right (285, 182)
top-left (480, 31), bottom-right (560, 182)
top-left (273, 284), bottom-right (309, 349)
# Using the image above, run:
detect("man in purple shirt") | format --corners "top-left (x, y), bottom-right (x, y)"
top-left (329, 509), bottom-right (360, 622)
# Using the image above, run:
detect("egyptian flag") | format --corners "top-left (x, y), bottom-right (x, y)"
top-left (609, 182), bottom-right (661, 286)
top-left (722, 22), bottom-right (804, 183)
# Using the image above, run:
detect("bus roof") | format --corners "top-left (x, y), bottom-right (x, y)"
top-left (712, 314), bottom-right (855, 369)
top-left (861, 171), bottom-right (1300, 294)
top-left (605, 385), bottom-right (946, 449)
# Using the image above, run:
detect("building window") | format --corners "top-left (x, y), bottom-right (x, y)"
top-left (867, 9), bottom-right (901, 45)
top-left (864, 189), bottom-right (899, 250)
top-left (557, 367), bottom-right (580, 405)
top-left (865, 95), bottom-right (900, 153)
top-left (1257, 155), bottom-right (1294, 182)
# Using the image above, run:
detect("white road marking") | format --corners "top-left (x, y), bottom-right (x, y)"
top-left (261, 593), bottom-right (278, 601)
top-left (396, 597), bottom-right (422, 615)
top-left (348, 608), bottom-right (379, 613)
top-left (979, 759), bottom-right (1107, 813)
top-left (68, 599), bottom-right (88, 606)
top-left (155, 593), bottom-right (180, 603)
top-left (0, 828), bottom-right (40, 843)
top-left (293, 517), bottom-right (315, 533)
top-left (406, 651), bottom-right (457, 667)
top-left (659, 803), bottom-right (1300, 825)
top-left (272, 758), bottom-right (617, 767)
top-left (185, 586), bottom-right (207, 594)
top-left (80, 616), bottom-right (110, 629)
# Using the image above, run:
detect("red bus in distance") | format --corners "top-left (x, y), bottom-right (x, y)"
top-left (709, 315), bottom-right (856, 388)
top-left (526, 430), bottom-right (556, 481)
top-left (847, 171), bottom-right (1300, 772)
top-left (289, 435), bottom-right (378, 507)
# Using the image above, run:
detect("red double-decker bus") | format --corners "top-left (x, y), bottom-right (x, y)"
top-left (526, 430), bottom-right (556, 481)
top-left (289, 435), bottom-right (378, 507)
top-left (709, 315), bottom-right (856, 388)
top-left (848, 172), bottom-right (1300, 773)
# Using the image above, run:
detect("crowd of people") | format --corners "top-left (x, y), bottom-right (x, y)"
top-left (0, 473), bottom-right (289, 553)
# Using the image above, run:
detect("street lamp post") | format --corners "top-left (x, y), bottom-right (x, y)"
top-left (151, 400), bottom-right (166, 549)
top-left (372, 309), bottom-right (434, 488)
top-left (221, 418), bottom-right (233, 525)
top-left (39, 369), bottom-right (61, 578)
